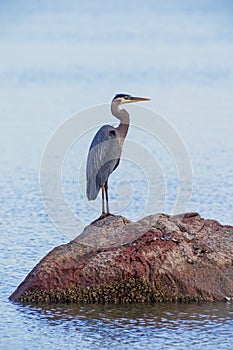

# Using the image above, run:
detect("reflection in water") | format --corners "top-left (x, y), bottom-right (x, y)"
top-left (14, 301), bottom-right (233, 349)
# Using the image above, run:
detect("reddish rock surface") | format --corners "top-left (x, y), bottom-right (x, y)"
top-left (9, 213), bottom-right (233, 303)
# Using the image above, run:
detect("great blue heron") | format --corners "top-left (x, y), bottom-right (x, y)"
top-left (86, 93), bottom-right (150, 216)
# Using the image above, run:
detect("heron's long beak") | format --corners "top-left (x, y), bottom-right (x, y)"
top-left (128, 96), bottom-right (151, 103)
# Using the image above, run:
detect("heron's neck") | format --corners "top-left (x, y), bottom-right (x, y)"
top-left (111, 102), bottom-right (130, 140)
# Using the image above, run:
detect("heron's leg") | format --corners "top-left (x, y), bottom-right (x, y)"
top-left (101, 185), bottom-right (105, 214)
top-left (105, 181), bottom-right (109, 214)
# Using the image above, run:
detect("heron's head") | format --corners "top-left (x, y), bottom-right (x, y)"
top-left (112, 94), bottom-right (150, 105)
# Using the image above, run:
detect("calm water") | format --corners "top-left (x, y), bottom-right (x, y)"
top-left (1, 0), bottom-right (233, 349)
top-left (1, 301), bottom-right (233, 350)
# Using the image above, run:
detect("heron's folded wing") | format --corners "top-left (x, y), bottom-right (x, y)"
top-left (86, 125), bottom-right (121, 200)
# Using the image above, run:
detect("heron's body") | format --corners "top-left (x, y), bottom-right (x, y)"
top-left (86, 124), bottom-right (121, 200)
top-left (86, 94), bottom-right (150, 216)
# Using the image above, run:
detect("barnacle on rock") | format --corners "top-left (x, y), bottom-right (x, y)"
top-left (17, 278), bottom-right (207, 304)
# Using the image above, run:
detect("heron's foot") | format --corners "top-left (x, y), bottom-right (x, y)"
top-left (91, 212), bottom-right (114, 224)
top-left (100, 212), bottom-right (114, 220)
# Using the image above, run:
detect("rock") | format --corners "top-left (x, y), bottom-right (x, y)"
top-left (9, 213), bottom-right (233, 303)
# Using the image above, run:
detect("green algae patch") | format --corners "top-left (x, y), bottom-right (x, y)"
top-left (18, 278), bottom-right (202, 304)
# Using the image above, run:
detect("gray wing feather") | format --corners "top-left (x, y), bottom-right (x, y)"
top-left (86, 125), bottom-right (121, 200)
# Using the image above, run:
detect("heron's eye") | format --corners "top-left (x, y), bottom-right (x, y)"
top-left (108, 130), bottom-right (116, 137)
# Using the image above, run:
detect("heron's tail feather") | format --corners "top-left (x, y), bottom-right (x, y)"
top-left (86, 179), bottom-right (99, 200)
